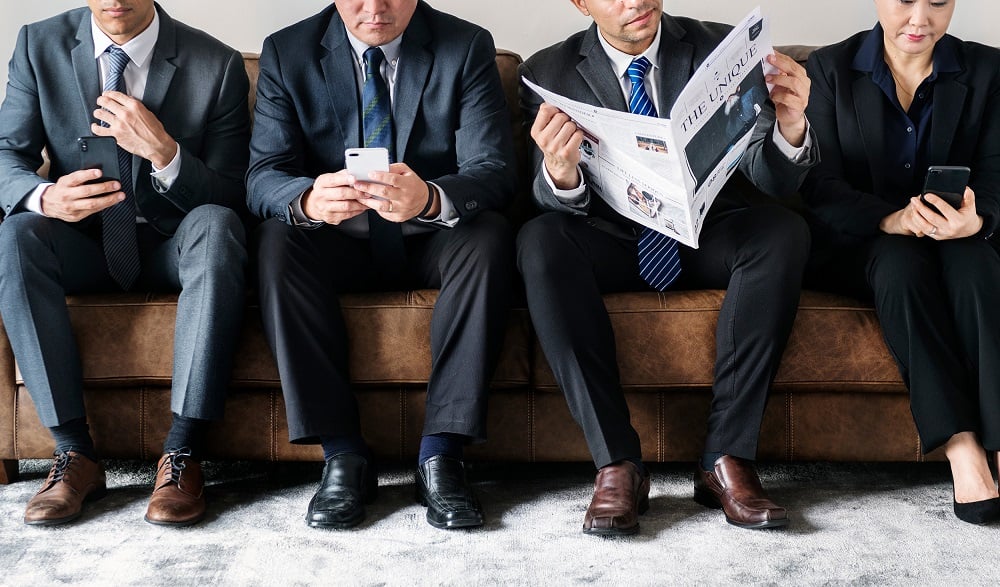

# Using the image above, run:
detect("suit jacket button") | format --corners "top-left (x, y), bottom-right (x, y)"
top-left (465, 201), bottom-right (478, 211)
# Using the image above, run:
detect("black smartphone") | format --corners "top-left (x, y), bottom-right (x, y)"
top-left (920, 165), bottom-right (970, 214)
top-left (77, 136), bottom-right (121, 186)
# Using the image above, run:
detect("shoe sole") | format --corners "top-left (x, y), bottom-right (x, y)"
top-left (416, 493), bottom-right (484, 529)
top-left (581, 495), bottom-right (649, 537)
top-left (144, 513), bottom-right (205, 528)
top-left (23, 485), bottom-right (108, 527)
top-left (306, 515), bottom-right (365, 530)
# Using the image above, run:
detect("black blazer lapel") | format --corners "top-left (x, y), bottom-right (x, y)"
top-left (394, 10), bottom-right (432, 161)
top-left (853, 75), bottom-right (889, 195)
top-left (576, 24), bottom-right (626, 111)
top-left (929, 77), bottom-right (968, 165)
top-left (71, 14), bottom-right (100, 133)
top-left (655, 14), bottom-right (694, 114)
top-left (320, 11), bottom-right (360, 151)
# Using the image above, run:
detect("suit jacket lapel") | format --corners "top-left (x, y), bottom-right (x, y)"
top-left (71, 14), bottom-right (100, 133)
top-left (139, 6), bottom-right (177, 187)
top-left (655, 14), bottom-right (694, 115)
top-left (929, 77), bottom-right (967, 165)
top-left (853, 75), bottom-right (889, 194)
top-left (320, 11), bottom-right (360, 151)
top-left (576, 24), bottom-right (626, 111)
top-left (394, 11), bottom-right (432, 161)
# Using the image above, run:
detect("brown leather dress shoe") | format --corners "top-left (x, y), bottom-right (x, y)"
top-left (145, 450), bottom-right (205, 527)
top-left (694, 455), bottom-right (788, 529)
top-left (24, 451), bottom-right (107, 526)
top-left (583, 460), bottom-right (650, 536)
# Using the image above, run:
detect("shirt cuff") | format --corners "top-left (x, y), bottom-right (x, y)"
top-left (543, 164), bottom-right (587, 203)
top-left (24, 183), bottom-right (53, 215)
top-left (150, 142), bottom-right (182, 193)
top-left (771, 118), bottom-right (813, 163)
top-left (289, 192), bottom-right (324, 229)
top-left (416, 182), bottom-right (459, 228)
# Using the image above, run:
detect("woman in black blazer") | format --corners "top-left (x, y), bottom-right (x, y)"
top-left (802, 0), bottom-right (1000, 524)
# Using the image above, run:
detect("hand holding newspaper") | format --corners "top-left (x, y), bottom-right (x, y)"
top-left (523, 7), bottom-right (777, 248)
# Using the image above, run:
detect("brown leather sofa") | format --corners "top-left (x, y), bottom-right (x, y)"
top-left (0, 46), bottom-right (937, 486)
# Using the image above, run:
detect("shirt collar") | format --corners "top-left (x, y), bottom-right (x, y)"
top-left (344, 28), bottom-right (403, 72)
top-left (852, 22), bottom-right (962, 76)
top-left (597, 24), bottom-right (662, 82)
top-left (91, 9), bottom-right (160, 69)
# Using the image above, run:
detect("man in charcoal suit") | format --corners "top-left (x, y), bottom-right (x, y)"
top-left (0, 0), bottom-right (250, 526)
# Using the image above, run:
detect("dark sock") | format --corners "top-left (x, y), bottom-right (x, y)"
top-left (319, 434), bottom-right (370, 462)
top-left (418, 433), bottom-right (466, 465)
top-left (49, 418), bottom-right (97, 461)
top-left (701, 451), bottom-right (724, 472)
top-left (164, 413), bottom-right (210, 459)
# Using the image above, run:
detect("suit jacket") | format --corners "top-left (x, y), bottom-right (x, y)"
top-left (0, 4), bottom-right (250, 233)
top-left (519, 13), bottom-right (818, 241)
top-left (246, 2), bottom-right (516, 224)
top-left (802, 30), bottom-right (1000, 250)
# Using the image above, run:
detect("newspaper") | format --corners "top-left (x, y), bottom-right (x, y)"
top-left (523, 7), bottom-right (776, 248)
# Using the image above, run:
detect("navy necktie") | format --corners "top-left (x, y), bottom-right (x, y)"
top-left (627, 57), bottom-right (681, 291)
top-left (362, 47), bottom-right (405, 272)
top-left (100, 46), bottom-right (141, 290)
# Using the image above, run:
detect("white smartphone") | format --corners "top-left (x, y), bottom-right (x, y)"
top-left (345, 147), bottom-right (390, 184)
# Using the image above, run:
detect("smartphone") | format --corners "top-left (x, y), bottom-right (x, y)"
top-left (920, 165), bottom-right (970, 214)
top-left (77, 136), bottom-right (121, 187)
top-left (345, 147), bottom-right (390, 184)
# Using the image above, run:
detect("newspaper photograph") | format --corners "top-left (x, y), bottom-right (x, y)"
top-left (523, 6), bottom-right (776, 248)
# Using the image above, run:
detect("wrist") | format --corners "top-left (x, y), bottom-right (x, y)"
top-left (418, 182), bottom-right (438, 219)
top-left (150, 140), bottom-right (178, 170)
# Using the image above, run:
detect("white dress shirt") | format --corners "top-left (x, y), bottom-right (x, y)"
top-left (26, 11), bottom-right (182, 216)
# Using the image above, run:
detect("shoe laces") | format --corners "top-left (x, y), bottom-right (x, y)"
top-left (160, 448), bottom-right (193, 486)
top-left (49, 451), bottom-right (74, 483)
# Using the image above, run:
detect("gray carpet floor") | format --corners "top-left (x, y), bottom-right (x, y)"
top-left (0, 459), bottom-right (997, 586)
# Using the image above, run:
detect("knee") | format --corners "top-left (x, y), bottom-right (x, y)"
top-left (867, 236), bottom-right (936, 284)
top-left (179, 205), bottom-right (247, 273)
top-left (515, 213), bottom-right (578, 278)
top-left (737, 206), bottom-right (810, 269)
top-left (940, 239), bottom-right (1000, 289)
top-left (0, 213), bottom-right (55, 271)
top-left (447, 210), bottom-right (514, 271)
top-left (254, 218), bottom-right (301, 284)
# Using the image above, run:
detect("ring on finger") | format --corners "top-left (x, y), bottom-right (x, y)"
top-left (929, 225), bottom-right (938, 236)
top-left (388, 200), bottom-right (393, 213)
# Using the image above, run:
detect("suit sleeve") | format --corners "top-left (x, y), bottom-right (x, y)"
top-left (518, 60), bottom-right (591, 217)
top-left (0, 25), bottom-right (48, 219)
top-left (428, 29), bottom-right (516, 218)
top-left (799, 53), bottom-right (898, 239)
top-left (155, 49), bottom-right (250, 214)
top-left (737, 98), bottom-right (819, 200)
top-left (246, 36), bottom-right (317, 223)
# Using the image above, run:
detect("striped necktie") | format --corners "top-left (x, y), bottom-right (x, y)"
top-left (362, 46), bottom-right (405, 272)
top-left (627, 57), bottom-right (681, 291)
top-left (100, 46), bottom-right (141, 290)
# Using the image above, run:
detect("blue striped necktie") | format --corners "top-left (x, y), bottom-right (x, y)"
top-left (627, 57), bottom-right (681, 291)
top-left (362, 46), bottom-right (405, 271)
top-left (100, 46), bottom-right (141, 290)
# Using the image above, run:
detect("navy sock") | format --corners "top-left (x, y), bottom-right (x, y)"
top-left (418, 433), bottom-right (466, 465)
top-left (319, 434), bottom-right (370, 462)
top-left (164, 413), bottom-right (210, 459)
top-left (49, 418), bottom-right (97, 461)
top-left (701, 451), bottom-right (724, 472)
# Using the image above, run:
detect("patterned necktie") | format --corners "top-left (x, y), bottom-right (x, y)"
top-left (627, 57), bottom-right (681, 291)
top-left (100, 46), bottom-right (141, 290)
top-left (362, 47), bottom-right (405, 271)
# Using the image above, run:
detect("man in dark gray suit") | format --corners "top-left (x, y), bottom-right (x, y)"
top-left (248, 0), bottom-right (515, 530)
top-left (518, 0), bottom-right (818, 534)
top-left (0, 1), bottom-right (250, 527)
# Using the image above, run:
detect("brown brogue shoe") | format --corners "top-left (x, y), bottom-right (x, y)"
top-left (693, 455), bottom-right (788, 529)
top-left (145, 450), bottom-right (205, 527)
top-left (24, 451), bottom-right (107, 526)
top-left (583, 460), bottom-right (650, 536)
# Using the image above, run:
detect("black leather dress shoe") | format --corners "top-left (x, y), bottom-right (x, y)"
top-left (416, 455), bottom-right (483, 529)
top-left (306, 453), bottom-right (377, 529)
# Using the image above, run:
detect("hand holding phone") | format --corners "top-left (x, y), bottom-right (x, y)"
top-left (920, 165), bottom-right (970, 215)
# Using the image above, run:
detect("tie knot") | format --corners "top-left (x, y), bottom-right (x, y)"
top-left (105, 46), bottom-right (131, 77)
top-left (626, 56), bottom-right (652, 84)
top-left (363, 47), bottom-right (385, 78)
